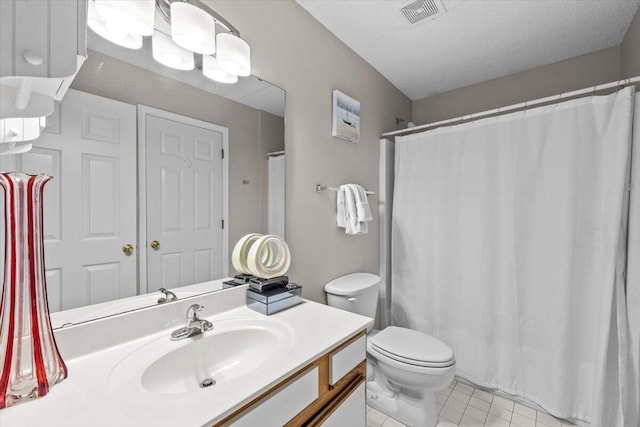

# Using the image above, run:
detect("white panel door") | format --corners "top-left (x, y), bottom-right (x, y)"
top-left (0, 89), bottom-right (137, 311)
top-left (144, 112), bottom-right (225, 290)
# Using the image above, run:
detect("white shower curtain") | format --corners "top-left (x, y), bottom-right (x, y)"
top-left (392, 87), bottom-right (636, 425)
top-left (626, 93), bottom-right (640, 427)
top-left (268, 154), bottom-right (285, 238)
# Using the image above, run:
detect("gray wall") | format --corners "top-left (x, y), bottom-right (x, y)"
top-left (622, 7), bottom-right (640, 78)
top-left (205, 1), bottom-right (412, 303)
top-left (413, 6), bottom-right (640, 124)
top-left (71, 51), bottom-right (284, 264)
top-left (412, 46), bottom-right (621, 124)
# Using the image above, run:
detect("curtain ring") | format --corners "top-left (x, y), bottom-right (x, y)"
top-left (617, 78), bottom-right (631, 91)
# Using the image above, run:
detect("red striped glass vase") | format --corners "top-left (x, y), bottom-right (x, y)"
top-left (0, 172), bottom-right (66, 409)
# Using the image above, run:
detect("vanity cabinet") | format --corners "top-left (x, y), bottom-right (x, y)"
top-left (218, 331), bottom-right (367, 427)
top-left (318, 382), bottom-right (365, 427)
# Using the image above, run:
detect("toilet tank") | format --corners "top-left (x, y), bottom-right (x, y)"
top-left (324, 273), bottom-right (380, 320)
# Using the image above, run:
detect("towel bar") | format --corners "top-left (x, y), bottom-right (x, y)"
top-left (316, 184), bottom-right (375, 195)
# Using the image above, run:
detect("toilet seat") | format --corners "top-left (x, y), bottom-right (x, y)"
top-left (369, 326), bottom-right (455, 368)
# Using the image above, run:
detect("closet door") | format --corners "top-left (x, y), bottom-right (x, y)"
top-left (142, 109), bottom-right (226, 291)
top-left (0, 89), bottom-right (137, 311)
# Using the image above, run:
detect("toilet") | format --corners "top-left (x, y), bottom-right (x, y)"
top-left (325, 273), bottom-right (455, 427)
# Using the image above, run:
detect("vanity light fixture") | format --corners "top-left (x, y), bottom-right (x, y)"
top-left (0, 117), bottom-right (45, 155)
top-left (0, 117), bottom-right (46, 143)
top-left (89, 0), bottom-right (251, 83)
top-left (88, 0), bottom-right (143, 50)
top-left (94, 0), bottom-right (155, 37)
top-left (216, 33), bottom-right (251, 77)
top-left (152, 30), bottom-right (195, 70)
top-left (170, 2), bottom-right (216, 54)
top-left (202, 55), bottom-right (238, 84)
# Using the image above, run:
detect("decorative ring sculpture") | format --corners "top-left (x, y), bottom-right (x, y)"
top-left (246, 235), bottom-right (291, 279)
top-left (232, 233), bottom-right (263, 275)
top-left (232, 233), bottom-right (290, 278)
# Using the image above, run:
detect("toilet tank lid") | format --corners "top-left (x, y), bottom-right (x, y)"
top-left (324, 272), bottom-right (380, 295)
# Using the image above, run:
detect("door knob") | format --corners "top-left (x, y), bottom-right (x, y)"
top-left (150, 240), bottom-right (161, 250)
top-left (122, 244), bottom-right (134, 255)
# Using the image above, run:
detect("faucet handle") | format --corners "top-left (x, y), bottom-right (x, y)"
top-left (158, 287), bottom-right (178, 303)
top-left (186, 304), bottom-right (205, 321)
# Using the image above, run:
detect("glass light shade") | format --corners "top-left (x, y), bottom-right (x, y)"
top-left (0, 117), bottom-right (45, 144)
top-left (94, 0), bottom-right (155, 36)
top-left (202, 56), bottom-right (238, 84)
top-left (170, 2), bottom-right (216, 55)
top-left (216, 33), bottom-right (251, 77)
top-left (0, 141), bottom-right (33, 155)
top-left (88, 0), bottom-right (143, 49)
top-left (152, 31), bottom-right (195, 71)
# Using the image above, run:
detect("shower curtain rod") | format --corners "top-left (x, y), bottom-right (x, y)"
top-left (382, 75), bottom-right (640, 138)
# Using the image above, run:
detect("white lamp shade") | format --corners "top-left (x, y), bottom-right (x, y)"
top-left (0, 141), bottom-right (33, 156)
top-left (152, 31), bottom-right (195, 71)
top-left (216, 33), bottom-right (250, 77)
top-left (202, 56), bottom-right (238, 84)
top-left (170, 2), bottom-right (216, 55)
top-left (0, 117), bottom-right (45, 144)
top-left (94, 0), bottom-right (155, 36)
top-left (88, 0), bottom-right (143, 49)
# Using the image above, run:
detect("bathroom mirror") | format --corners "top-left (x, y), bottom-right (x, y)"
top-left (0, 31), bottom-right (286, 329)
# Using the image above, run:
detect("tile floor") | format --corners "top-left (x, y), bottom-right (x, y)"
top-left (366, 379), bottom-right (580, 427)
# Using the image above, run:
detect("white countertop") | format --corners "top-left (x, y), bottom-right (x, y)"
top-left (0, 288), bottom-right (372, 427)
top-left (49, 280), bottom-right (226, 329)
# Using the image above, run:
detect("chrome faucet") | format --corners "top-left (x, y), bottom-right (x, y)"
top-left (157, 287), bottom-right (177, 304)
top-left (170, 304), bottom-right (213, 341)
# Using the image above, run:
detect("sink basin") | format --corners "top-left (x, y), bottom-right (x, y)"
top-left (110, 317), bottom-right (294, 395)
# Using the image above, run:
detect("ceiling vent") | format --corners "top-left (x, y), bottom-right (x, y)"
top-left (400, 0), bottom-right (447, 25)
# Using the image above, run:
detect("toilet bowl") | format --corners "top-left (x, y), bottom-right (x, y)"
top-left (325, 273), bottom-right (455, 427)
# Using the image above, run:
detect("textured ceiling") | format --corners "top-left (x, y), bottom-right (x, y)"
top-left (296, 0), bottom-right (640, 100)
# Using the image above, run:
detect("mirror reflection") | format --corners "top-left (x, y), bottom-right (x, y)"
top-left (0, 32), bottom-right (286, 328)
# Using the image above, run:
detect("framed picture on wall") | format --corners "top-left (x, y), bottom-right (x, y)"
top-left (332, 90), bottom-right (360, 143)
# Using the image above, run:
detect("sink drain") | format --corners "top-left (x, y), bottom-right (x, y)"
top-left (200, 377), bottom-right (216, 388)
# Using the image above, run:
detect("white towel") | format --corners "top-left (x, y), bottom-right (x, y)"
top-left (345, 184), bottom-right (364, 234)
top-left (350, 184), bottom-right (372, 222)
top-left (336, 184), bottom-right (372, 235)
top-left (337, 185), bottom-right (348, 228)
